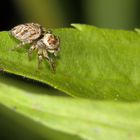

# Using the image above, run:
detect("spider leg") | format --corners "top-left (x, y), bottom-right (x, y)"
top-left (54, 47), bottom-right (60, 56)
top-left (37, 48), bottom-right (43, 69)
top-left (43, 49), bottom-right (56, 72)
top-left (42, 27), bottom-right (47, 34)
top-left (42, 27), bottom-right (52, 34)
top-left (46, 29), bottom-right (53, 34)
top-left (28, 44), bottom-right (37, 60)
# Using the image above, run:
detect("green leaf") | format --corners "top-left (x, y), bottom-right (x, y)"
top-left (0, 74), bottom-right (140, 140)
top-left (0, 73), bottom-right (81, 140)
top-left (1, 24), bottom-right (140, 100)
top-left (1, 24), bottom-right (140, 140)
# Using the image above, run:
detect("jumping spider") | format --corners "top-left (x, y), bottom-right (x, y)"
top-left (10, 23), bottom-right (60, 71)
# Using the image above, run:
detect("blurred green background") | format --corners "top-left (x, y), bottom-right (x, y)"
top-left (0, 0), bottom-right (140, 30)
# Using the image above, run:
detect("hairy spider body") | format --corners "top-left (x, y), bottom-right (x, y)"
top-left (10, 23), bottom-right (45, 43)
top-left (10, 23), bottom-right (60, 71)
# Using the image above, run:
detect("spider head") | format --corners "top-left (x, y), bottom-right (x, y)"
top-left (43, 33), bottom-right (60, 50)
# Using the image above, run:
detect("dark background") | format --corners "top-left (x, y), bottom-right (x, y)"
top-left (1, 0), bottom-right (140, 30)
top-left (0, 0), bottom-right (83, 30)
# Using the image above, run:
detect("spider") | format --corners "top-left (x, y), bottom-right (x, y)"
top-left (10, 23), bottom-right (60, 71)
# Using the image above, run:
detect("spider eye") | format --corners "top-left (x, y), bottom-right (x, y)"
top-left (42, 33), bottom-right (60, 49)
top-left (47, 35), bottom-right (59, 47)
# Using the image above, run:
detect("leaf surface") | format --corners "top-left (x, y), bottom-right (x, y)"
top-left (0, 24), bottom-right (140, 100)
top-left (0, 75), bottom-right (140, 140)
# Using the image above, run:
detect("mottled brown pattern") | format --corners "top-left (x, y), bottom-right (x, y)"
top-left (48, 35), bottom-right (58, 45)
top-left (11, 23), bottom-right (42, 43)
top-left (10, 23), bottom-right (60, 72)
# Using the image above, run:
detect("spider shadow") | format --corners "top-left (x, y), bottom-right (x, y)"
top-left (0, 71), bottom-right (69, 97)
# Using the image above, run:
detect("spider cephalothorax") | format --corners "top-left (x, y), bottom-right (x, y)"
top-left (40, 33), bottom-right (60, 55)
top-left (10, 23), bottom-right (60, 71)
